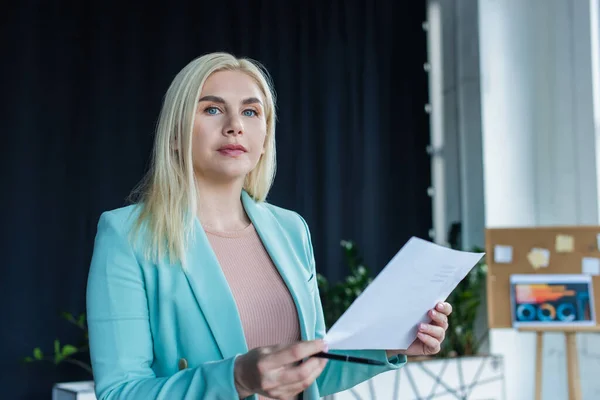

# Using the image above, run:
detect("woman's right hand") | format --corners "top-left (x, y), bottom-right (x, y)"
top-left (233, 340), bottom-right (329, 399)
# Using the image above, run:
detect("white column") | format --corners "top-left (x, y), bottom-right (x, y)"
top-left (452, 0), bottom-right (486, 252)
top-left (426, 0), bottom-right (486, 251)
top-left (426, 0), bottom-right (455, 246)
top-left (427, 0), bottom-right (491, 351)
top-left (478, 0), bottom-right (599, 399)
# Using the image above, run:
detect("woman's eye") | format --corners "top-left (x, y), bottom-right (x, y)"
top-left (205, 107), bottom-right (221, 115)
top-left (243, 109), bottom-right (257, 117)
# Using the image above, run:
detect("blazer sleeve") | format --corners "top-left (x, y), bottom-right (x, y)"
top-left (297, 216), bottom-right (407, 396)
top-left (86, 212), bottom-right (241, 400)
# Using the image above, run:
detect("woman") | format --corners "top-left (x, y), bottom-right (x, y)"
top-left (86, 52), bottom-right (452, 400)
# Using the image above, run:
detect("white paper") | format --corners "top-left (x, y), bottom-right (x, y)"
top-left (582, 257), bottom-right (600, 275)
top-left (323, 237), bottom-right (485, 350)
top-left (555, 234), bottom-right (574, 252)
top-left (494, 245), bottom-right (513, 263)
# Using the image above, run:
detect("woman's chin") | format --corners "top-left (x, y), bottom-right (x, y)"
top-left (199, 166), bottom-right (253, 184)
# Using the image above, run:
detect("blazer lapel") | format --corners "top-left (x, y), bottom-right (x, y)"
top-left (242, 191), bottom-right (311, 341)
top-left (181, 191), bottom-right (313, 361)
top-left (182, 218), bottom-right (249, 359)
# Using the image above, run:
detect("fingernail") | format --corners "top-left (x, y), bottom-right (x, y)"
top-left (419, 323), bottom-right (427, 331)
top-left (437, 303), bottom-right (444, 310)
top-left (431, 309), bottom-right (437, 316)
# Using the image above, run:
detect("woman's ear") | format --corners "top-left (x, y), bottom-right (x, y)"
top-left (261, 137), bottom-right (267, 154)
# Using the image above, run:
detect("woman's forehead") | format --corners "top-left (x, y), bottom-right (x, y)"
top-left (201, 70), bottom-right (264, 102)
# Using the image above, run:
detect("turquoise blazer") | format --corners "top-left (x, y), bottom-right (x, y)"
top-left (86, 191), bottom-right (406, 399)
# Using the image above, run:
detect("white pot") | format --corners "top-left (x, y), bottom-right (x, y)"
top-left (52, 380), bottom-right (96, 400)
top-left (326, 354), bottom-right (505, 400)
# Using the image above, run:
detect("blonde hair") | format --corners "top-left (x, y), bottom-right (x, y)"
top-left (129, 52), bottom-right (277, 265)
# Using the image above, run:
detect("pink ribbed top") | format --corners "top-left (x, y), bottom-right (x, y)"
top-left (204, 223), bottom-right (301, 352)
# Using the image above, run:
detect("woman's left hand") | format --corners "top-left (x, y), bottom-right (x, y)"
top-left (386, 302), bottom-right (452, 358)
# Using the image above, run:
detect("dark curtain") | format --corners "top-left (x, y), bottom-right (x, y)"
top-left (0, 1), bottom-right (431, 398)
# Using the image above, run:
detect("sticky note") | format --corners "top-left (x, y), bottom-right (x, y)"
top-left (582, 257), bottom-right (600, 275)
top-left (527, 248), bottom-right (550, 269)
top-left (494, 245), bottom-right (513, 263)
top-left (555, 235), bottom-right (574, 252)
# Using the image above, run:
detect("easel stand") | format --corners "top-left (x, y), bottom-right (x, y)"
top-left (520, 326), bottom-right (600, 400)
top-left (485, 227), bottom-right (600, 399)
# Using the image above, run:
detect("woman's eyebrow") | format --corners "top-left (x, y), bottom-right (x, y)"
top-left (241, 97), bottom-right (263, 106)
top-left (198, 95), bottom-right (226, 104)
top-left (198, 95), bottom-right (262, 106)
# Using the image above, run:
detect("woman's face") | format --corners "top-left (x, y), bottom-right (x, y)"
top-left (191, 70), bottom-right (267, 185)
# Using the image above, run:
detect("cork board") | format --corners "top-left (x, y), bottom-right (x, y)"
top-left (485, 226), bottom-right (600, 329)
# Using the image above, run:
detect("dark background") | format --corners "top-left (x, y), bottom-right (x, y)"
top-left (0, 1), bottom-right (431, 398)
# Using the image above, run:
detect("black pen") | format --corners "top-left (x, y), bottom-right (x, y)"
top-left (311, 352), bottom-right (387, 366)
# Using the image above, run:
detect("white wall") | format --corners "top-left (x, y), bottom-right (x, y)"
top-left (479, 0), bottom-right (599, 399)
top-left (428, 0), bottom-right (600, 399)
top-left (592, 0), bottom-right (600, 214)
top-left (479, 0), bottom-right (597, 228)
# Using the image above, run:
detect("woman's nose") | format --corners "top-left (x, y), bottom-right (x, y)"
top-left (223, 116), bottom-right (243, 136)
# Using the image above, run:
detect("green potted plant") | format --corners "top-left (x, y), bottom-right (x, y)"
top-left (438, 247), bottom-right (488, 358)
top-left (317, 240), bottom-right (373, 330)
top-left (439, 221), bottom-right (489, 358)
top-left (23, 311), bottom-right (92, 375)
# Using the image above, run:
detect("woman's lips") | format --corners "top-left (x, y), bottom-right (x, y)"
top-left (218, 144), bottom-right (247, 157)
top-left (218, 149), bottom-right (245, 157)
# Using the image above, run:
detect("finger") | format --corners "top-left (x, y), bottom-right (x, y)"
top-left (429, 309), bottom-right (448, 329)
top-left (417, 332), bottom-right (441, 354)
top-left (419, 323), bottom-right (445, 341)
top-left (277, 356), bottom-right (323, 385)
top-left (436, 301), bottom-right (453, 315)
top-left (269, 358), bottom-right (328, 398)
top-left (262, 340), bottom-right (327, 370)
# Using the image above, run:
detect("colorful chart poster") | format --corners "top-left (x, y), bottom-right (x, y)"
top-left (509, 274), bottom-right (596, 328)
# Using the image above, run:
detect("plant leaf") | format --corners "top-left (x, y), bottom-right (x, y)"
top-left (77, 313), bottom-right (86, 328)
top-left (54, 339), bottom-right (60, 355)
top-left (33, 348), bottom-right (43, 360)
top-left (61, 312), bottom-right (75, 323)
top-left (61, 345), bottom-right (78, 358)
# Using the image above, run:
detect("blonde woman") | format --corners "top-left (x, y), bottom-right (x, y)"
top-left (86, 52), bottom-right (453, 400)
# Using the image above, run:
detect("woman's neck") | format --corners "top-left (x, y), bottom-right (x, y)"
top-left (195, 179), bottom-right (250, 232)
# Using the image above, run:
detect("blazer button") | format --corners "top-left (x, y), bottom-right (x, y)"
top-left (178, 358), bottom-right (188, 371)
